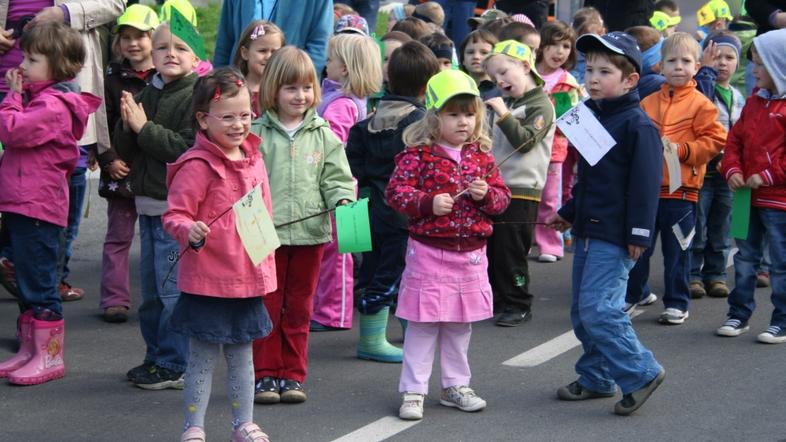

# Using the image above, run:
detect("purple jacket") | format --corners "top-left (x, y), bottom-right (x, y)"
top-left (0, 80), bottom-right (101, 227)
top-left (317, 78), bottom-right (367, 143)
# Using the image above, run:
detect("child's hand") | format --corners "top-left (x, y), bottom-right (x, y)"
top-left (0, 30), bottom-right (15, 55)
top-left (432, 193), bottom-right (455, 216)
top-left (188, 221), bottom-right (210, 244)
top-left (468, 179), bottom-right (489, 201)
top-left (701, 40), bottom-right (719, 68)
top-left (4, 68), bottom-right (22, 93)
top-left (121, 91), bottom-right (147, 133)
top-left (545, 213), bottom-right (571, 232)
top-left (87, 150), bottom-right (98, 171)
top-left (746, 174), bottom-right (764, 189)
top-left (484, 96), bottom-right (507, 117)
top-left (628, 244), bottom-right (646, 261)
top-left (337, 199), bottom-right (352, 206)
top-left (727, 173), bottom-right (745, 191)
top-left (108, 159), bottom-right (130, 180)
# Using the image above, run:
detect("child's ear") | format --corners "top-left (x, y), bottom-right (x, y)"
top-left (623, 71), bottom-right (640, 91)
top-left (240, 46), bottom-right (249, 61)
top-left (195, 111), bottom-right (209, 131)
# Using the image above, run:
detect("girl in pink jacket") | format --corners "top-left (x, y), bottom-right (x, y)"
top-left (0, 23), bottom-right (101, 386)
top-left (163, 68), bottom-right (275, 442)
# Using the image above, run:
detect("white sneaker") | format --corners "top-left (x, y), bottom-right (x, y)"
top-left (637, 293), bottom-right (658, 306)
top-left (439, 385), bottom-right (486, 412)
top-left (658, 308), bottom-right (689, 325)
top-left (538, 254), bottom-right (558, 263)
top-left (399, 392), bottom-right (424, 420)
top-left (716, 318), bottom-right (749, 337)
top-left (757, 325), bottom-right (786, 344)
top-left (623, 302), bottom-right (636, 316)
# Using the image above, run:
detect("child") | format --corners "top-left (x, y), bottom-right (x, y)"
top-left (651, 0), bottom-right (682, 37)
top-left (346, 41), bottom-right (441, 363)
top-left (716, 28), bottom-right (786, 343)
top-left (99, 4), bottom-right (159, 324)
top-left (569, 7), bottom-right (606, 84)
top-left (250, 46), bottom-right (355, 404)
top-left (115, 22), bottom-right (199, 390)
top-left (413, 1), bottom-right (445, 34)
top-left (546, 31), bottom-right (665, 416)
top-left (232, 20), bottom-right (285, 117)
top-left (534, 21), bottom-right (581, 263)
top-left (312, 34), bottom-right (382, 331)
top-left (392, 17), bottom-right (432, 41)
top-left (625, 32), bottom-right (726, 324)
top-left (164, 67), bottom-right (275, 442)
top-left (386, 69), bottom-right (511, 420)
top-left (0, 23), bottom-right (100, 385)
top-left (483, 40), bottom-right (556, 327)
top-left (626, 26), bottom-right (666, 99)
top-left (459, 29), bottom-right (498, 88)
top-left (689, 31), bottom-right (745, 300)
top-left (498, 22), bottom-right (541, 50)
top-left (381, 31), bottom-right (413, 88)
top-left (421, 32), bottom-right (455, 71)
top-left (696, 0), bottom-right (733, 43)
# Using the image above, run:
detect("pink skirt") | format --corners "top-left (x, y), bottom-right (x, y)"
top-left (396, 238), bottom-right (493, 323)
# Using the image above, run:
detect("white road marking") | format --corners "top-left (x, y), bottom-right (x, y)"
top-left (502, 310), bottom-right (643, 368)
top-left (331, 416), bottom-right (420, 442)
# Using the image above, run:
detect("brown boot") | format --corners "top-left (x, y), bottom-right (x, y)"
top-left (689, 281), bottom-right (706, 299)
top-left (707, 281), bottom-right (730, 298)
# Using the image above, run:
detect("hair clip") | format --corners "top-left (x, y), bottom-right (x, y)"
top-left (250, 25), bottom-right (266, 40)
top-left (235, 78), bottom-right (245, 87)
top-left (212, 85), bottom-right (222, 102)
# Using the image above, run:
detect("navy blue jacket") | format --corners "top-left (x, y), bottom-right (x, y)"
top-left (559, 90), bottom-right (662, 249)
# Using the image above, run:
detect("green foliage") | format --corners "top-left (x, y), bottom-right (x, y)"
top-left (196, 3), bottom-right (220, 61)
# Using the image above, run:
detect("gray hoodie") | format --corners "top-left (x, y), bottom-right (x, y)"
top-left (753, 29), bottom-right (786, 97)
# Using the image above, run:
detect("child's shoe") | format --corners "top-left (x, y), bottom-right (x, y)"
top-left (0, 256), bottom-right (19, 298)
top-left (399, 392), bottom-right (424, 420)
top-left (231, 422), bottom-right (270, 442)
top-left (254, 376), bottom-right (280, 404)
top-left (8, 318), bottom-right (65, 385)
top-left (557, 381), bottom-right (616, 401)
top-left (689, 281), bottom-right (706, 299)
top-left (134, 366), bottom-right (184, 390)
top-left (126, 361), bottom-right (156, 382)
top-left (180, 426), bottom-right (205, 442)
top-left (707, 281), bottom-right (730, 298)
top-left (613, 369), bottom-right (665, 416)
top-left (357, 307), bottom-right (403, 363)
top-left (716, 318), bottom-right (749, 337)
top-left (439, 385), bottom-right (486, 412)
top-left (756, 272), bottom-right (770, 288)
top-left (637, 292), bottom-right (658, 306)
top-left (58, 280), bottom-right (84, 302)
top-left (279, 379), bottom-right (307, 403)
top-left (757, 325), bottom-right (786, 344)
top-left (538, 254), bottom-right (559, 263)
top-left (658, 308), bottom-right (689, 325)
top-left (0, 310), bottom-right (34, 377)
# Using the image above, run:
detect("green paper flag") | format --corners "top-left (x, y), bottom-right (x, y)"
top-left (553, 92), bottom-right (572, 118)
top-left (731, 187), bottom-right (751, 240)
top-left (169, 7), bottom-right (206, 60)
top-left (335, 198), bottom-right (373, 253)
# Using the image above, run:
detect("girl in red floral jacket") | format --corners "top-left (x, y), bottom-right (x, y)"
top-left (385, 70), bottom-right (510, 421)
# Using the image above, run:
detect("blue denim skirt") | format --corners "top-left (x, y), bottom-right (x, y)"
top-left (170, 293), bottom-right (272, 344)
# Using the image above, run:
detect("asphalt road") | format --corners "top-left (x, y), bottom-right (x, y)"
top-left (1, 180), bottom-right (784, 442)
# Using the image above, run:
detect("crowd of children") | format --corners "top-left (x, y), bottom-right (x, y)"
top-left (0, 0), bottom-right (784, 439)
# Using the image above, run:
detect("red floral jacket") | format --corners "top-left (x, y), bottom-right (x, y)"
top-left (385, 142), bottom-right (511, 251)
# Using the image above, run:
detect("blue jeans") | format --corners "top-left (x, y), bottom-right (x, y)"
top-left (138, 215), bottom-right (188, 372)
top-left (435, 0), bottom-right (476, 50)
top-left (57, 166), bottom-right (87, 282)
top-left (727, 208), bottom-right (786, 328)
top-left (572, 238), bottom-right (663, 394)
top-left (627, 199), bottom-right (695, 311)
top-left (3, 213), bottom-right (63, 318)
top-left (690, 174), bottom-right (732, 283)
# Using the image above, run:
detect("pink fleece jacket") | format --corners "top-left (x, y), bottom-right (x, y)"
top-left (0, 80), bottom-right (101, 227)
top-left (163, 132), bottom-right (277, 298)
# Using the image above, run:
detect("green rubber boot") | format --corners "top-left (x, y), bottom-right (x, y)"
top-left (357, 307), bottom-right (403, 363)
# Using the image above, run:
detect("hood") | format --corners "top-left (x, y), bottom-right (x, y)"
top-left (167, 132), bottom-right (263, 187)
top-left (46, 81), bottom-right (102, 141)
top-left (753, 29), bottom-right (786, 97)
top-left (368, 96), bottom-right (422, 133)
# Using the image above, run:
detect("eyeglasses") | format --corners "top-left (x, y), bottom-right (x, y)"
top-left (205, 112), bottom-right (253, 125)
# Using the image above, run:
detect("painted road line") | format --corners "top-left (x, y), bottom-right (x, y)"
top-left (332, 416), bottom-right (420, 442)
top-left (502, 310), bottom-right (643, 368)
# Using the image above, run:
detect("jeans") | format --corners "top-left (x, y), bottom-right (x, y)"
top-left (358, 207), bottom-right (409, 315)
top-left (57, 166), bottom-right (87, 282)
top-left (690, 174), bottom-right (732, 283)
top-left (435, 0), bottom-right (476, 50)
top-left (627, 199), bottom-right (695, 311)
top-left (138, 214), bottom-right (187, 372)
top-left (727, 208), bottom-right (786, 328)
top-left (572, 237), bottom-right (663, 395)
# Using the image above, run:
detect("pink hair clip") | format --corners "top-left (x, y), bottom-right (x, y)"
top-left (250, 25), bottom-right (266, 40)
top-left (235, 78), bottom-right (245, 87)
top-left (212, 86), bottom-right (222, 101)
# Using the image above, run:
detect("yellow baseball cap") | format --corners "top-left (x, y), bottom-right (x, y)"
top-left (160, 0), bottom-right (198, 27)
top-left (424, 70), bottom-right (479, 111)
top-left (492, 39), bottom-right (544, 86)
top-left (650, 11), bottom-right (681, 31)
top-left (113, 4), bottom-right (160, 33)
top-left (697, 0), bottom-right (732, 26)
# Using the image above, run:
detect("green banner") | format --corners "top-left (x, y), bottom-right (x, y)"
top-left (335, 198), bottom-right (373, 253)
top-left (731, 187), bottom-right (751, 240)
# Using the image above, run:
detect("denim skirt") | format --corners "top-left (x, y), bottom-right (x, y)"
top-left (170, 293), bottom-right (272, 344)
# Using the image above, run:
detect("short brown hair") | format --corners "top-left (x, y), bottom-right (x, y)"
top-left (626, 25), bottom-right (662, 52)
top-left (392, 17), bottom-right (431, 40)
top-left (459, 29), bottom-right (497, 71)
top-left (413, 1), bottom-right (445, 27)
top-left (381, 31), bottom-right (413, 46)
top-left (537, 20), bottom-right (577, 71)
top-left (191, 67), bottom-right (249, 132)
top-left (21, 22), bottom-right (85, 81)
top-left (572, 7), bottom-right (605, 36)
top-left (497, 22), bottom-right (538, 44)
top-left (586, 51), bottom-right (637, 79)
top-left (388, 41), bottom-right (440, 97)
top-left (479, 16), bottom-right (515, 38)
top-left (258, 46), bottom-right (321, 113)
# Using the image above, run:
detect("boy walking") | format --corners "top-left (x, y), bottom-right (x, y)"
top-left (547, 31), bottom-right (665, 416)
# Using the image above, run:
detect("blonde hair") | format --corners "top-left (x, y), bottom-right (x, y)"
top-left (328, 34), bottom-right (382, 98)
top-left (403, 94), bottom-right (491, 152)
top-left (232, 20), bottom-right (286, 75)
top-left (413, 1), bottom-right (445, 27)
top-left (111, 25), bottom-right (154, 63)
top-left (662, 32), bottom-right (701, 61)
top-left (258, 45), bottom-right (321, 113)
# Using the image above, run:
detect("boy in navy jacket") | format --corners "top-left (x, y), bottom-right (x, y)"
top-left (547, 32), bottom-right (665, 416)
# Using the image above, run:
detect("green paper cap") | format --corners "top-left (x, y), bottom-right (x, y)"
top-left (169, 7), bottom-right (205, 60)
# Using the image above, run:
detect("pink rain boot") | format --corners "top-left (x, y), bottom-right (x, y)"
top-left (8, 318), bottom-right (65, 385)
top-left (0, 310), bottom-right (34, 378)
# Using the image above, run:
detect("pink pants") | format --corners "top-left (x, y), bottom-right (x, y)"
top-left (99, 197), bottom-right (137, 309)
top-left (562, 147), bottom-right (578, 204)
top-left (535, 162), bottom-right (564, 257)
top-left (312, 215), bottom-right (354, 328)
top-left (398, 321), bottom-right (472, 394)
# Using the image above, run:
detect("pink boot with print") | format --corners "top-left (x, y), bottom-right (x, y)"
top-left (8, 318), bottom-right (65, 385)
top-left (0, 310), bottom-right (34, 377)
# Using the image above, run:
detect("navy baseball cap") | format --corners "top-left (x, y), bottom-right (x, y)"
top-left (576, 32), bottom-right (642, 74)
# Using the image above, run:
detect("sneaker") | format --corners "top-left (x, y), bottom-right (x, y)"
top-left (707, 281), bottom-right (730, 298)
top-left (126, 361), bottom-right (156, 382)
top-left (538, 254), bottom-right (558, 263)
top-left (658, 308), bottom-right (689, 325)
top-left (716, 318), bottom-right (749, 337)
top-left (637, 293), bottom-right (658, 306)
top-left (279, 379), bottom-right (307, 403)
top-left (757, 325), bottom-right (786, 344)
top-left (614, 369), bottom-right (665, 416)
top-left (0, 257), bottom-right (19, 298)
top-left (254, 377), bottom-right (280, 404)
top-left (59, 281), bottom-right (84, 302)
top-left (623, 302), bottom-right (636, 316)
top-left (557, 381), bottom-right (616, 401)
top-left (756, 272), bottom-right (770, 288)
top-left (440, 385), bottom-right (486, 412)
top-left (103, 306), bottom-right (129, 323)
top-left (399, 392), bottom-right (424, 420)
top-left (134, 366), bottom-right (184, 390)
top-left (231, 422), bottom-right (270, 442)
top-left (494, 309), bottom-right (532, 327)
top-left (689, 281), bottom-right (706, 299)
top-left (181, 426), bottom-right (206, 442)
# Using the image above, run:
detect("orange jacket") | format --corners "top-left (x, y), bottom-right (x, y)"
top-left (640, 80), bottom-right (727, 202)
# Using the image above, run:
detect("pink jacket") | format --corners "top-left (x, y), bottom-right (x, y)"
top-left (0, 80), bottom-right (101, 227)
top-left (163, 132), bottom-right (277, 298)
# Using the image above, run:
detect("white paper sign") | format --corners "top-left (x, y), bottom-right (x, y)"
top-left (662, 136), bottom-right (682, 194)
top-left (556, 102), bottom-right (616, 166)
top-left (233, 184), bottom-right (280, 265)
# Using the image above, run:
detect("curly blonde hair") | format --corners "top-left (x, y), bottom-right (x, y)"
top-left (402, 94), bottom-right (491, 152)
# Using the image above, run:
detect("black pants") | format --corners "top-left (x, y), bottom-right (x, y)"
top-left (488, 199), bottom-right (539, 313)
top-left (357, 206), bottom-right (409, 315)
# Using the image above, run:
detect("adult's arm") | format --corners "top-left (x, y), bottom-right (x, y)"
top-left (304, 0), bottom-right (332, 73)
top-left (61, 0), bottom-right (125, 30)
top-left (213, 0), bottom-right (238, 67)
